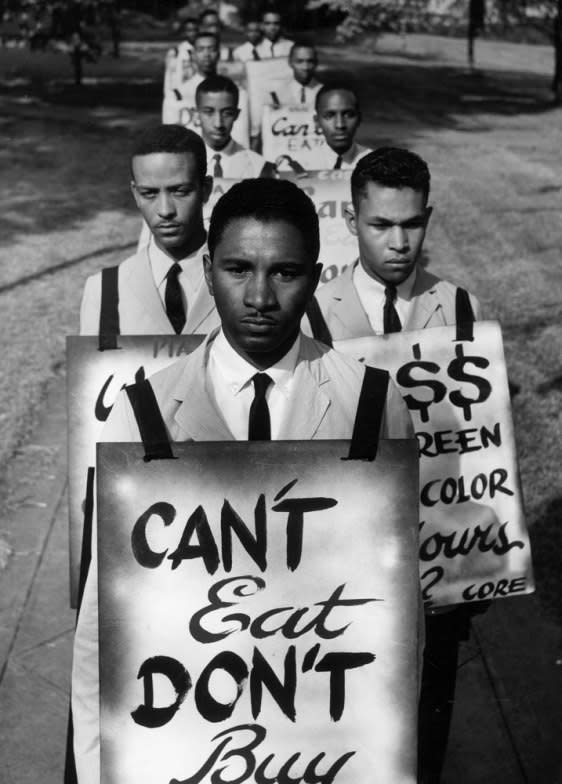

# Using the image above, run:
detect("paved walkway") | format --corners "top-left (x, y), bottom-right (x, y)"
top-left (0, 373), bottom-right (561, 783)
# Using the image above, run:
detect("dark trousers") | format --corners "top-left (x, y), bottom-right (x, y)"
top-left (417, 608), bottom-right (471, 784)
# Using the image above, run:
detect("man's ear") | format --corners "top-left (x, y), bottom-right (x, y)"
top-left (203, 253), bottom-right (214, 296)
top-left (202, 175), bottom-right (213, 203)
top-left (130, 180), bottom-right (140, 208)
top-left (344, 204), bottom-right (357, 236)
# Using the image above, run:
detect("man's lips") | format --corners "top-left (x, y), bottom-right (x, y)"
top-left (241, 316), bottom-right (277, 328)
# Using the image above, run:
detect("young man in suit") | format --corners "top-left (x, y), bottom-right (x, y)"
top-left (255, 8), bottom-right (294, 59)
top-left (313, 146), bottom-right (482, 337)
top-left (313, 83), bottom-right (371, 171)
top-left (71, 178), bottom-right (414, 784)
top-left (277, 42), bottom-right (322, 108)
top-left (195, 75), bottom-right (273, 178)
top-left (308, 146), bottom-right (483, 784)
top-left (79, 124), bottom-right (219, 336)
top-left (232, 16), bottom-right (263, 62)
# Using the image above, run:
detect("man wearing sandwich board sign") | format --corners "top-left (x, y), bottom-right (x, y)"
top-left (71, 177), bottom-right (418, 783)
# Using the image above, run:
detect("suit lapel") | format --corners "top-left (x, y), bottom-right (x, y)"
top-left (185, 276), bottom-right (217, 333)
top-left (172, 340), bottom-right (233, 440)
top-left (279, 351), bottom-right (331, 440)
top-left (120, 249), bottom-right (172, 333)
top-left (328, 265), bottom-right (374, 338)
top-left (405, 268), bottom-right (440, 330)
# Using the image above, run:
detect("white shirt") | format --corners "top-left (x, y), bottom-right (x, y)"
top-left (277, 77), bottom-right (322, 108)
top-left (147, 235), bottom-right (207, 314)
top-left (233, 40), bottom-right (262, 62)
top-left (208, 329), bottom-right (300, 439)
top-left (313, 142), bottom-right (371, 171)
top-left (353, 261), bottom-right (417, 335)
top-left (205, 138), bottom-right (267, 178)
top-left (255, 36), bottom-right (294, 59)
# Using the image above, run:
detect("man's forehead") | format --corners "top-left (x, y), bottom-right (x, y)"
top-left (132, 152), bottom-right (198, 181)
top-left (358, 183), bottom-right (426, 214)
top-left (292, 46), bottom-right (315, 57)
top-left (198, 90), bottom-right (236, 108)
top-left (318, 90), bottom-right (358, 112)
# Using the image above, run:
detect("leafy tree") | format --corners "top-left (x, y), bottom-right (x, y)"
top-left (308, 0), bottom-right (561, 101)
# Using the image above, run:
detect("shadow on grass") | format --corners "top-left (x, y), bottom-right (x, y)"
top-left (529, 497), bottom-right (562, 626)
top-left (0, 42), bottom-right (558, 247)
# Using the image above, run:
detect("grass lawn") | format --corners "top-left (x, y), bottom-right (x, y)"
top-left (0, 32), bottom-right (560, 627)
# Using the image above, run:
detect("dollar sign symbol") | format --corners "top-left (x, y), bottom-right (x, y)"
top-left (395, 344), bottom-right (447, 423)
top-left (447, 344), bottom-right (492, 422)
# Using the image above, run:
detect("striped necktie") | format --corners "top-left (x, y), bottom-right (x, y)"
top-left (333, 154), bottom-right (343, 170)
top-left (213, 153), bottom-right (223, 178)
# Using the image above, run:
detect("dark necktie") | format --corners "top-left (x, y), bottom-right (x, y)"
top-left (383, 285), bottom-right (401, 334)
top-left (333, 154), bottom-right (343, 170)
top-left (252, 46), bottom-right (260, 61)
top-left (165, 263), bottom-right (186, 334)
top-left (248, 373), bottom-right (272, 440)
top-left (213, 153), bottom-right (223, 178)
top-left (270, 42), bottom-right (275, 57)
top-left (300, 85), bottom-right (306, 103)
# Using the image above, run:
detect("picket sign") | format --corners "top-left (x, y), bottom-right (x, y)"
top-left (335, 321), bottom-right (534, 608)
top-left (66, 335), bottom-right (204, 607)
top-left (262, 105), bottom-right (329, 171)
top-left (244, 57), bottom-right (292, 138)
top-left (204, 172), bottom-right (357, 285)
top-left (97, 439), bottom-right (420, 784)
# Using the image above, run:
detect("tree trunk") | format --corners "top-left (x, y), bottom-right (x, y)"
top-left (553, 0), bottom-right (562, 103)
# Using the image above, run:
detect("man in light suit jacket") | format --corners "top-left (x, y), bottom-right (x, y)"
top-left (79, 124), bottom-right (220, 336)
top-left (306, 147), bottom-right (482, 784)
top-left (71, 178), bottom-right (414, 784)
top-left (310, 146), bottom-right (482, 340)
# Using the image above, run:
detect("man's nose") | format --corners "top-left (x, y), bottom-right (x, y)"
top-left (156, 191), bottom-right (175, 217)
top-left (245, 273), bottom-right (276, 310)
top-left (389, 225), bottom-right (409, 250)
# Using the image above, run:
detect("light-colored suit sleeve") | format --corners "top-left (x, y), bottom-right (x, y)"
top-left (79, 274), bottom-right (102, 336)
top-left (381, 376), bottom-right (415, 439)
top-left (71, 518), bottom-right (100, 784)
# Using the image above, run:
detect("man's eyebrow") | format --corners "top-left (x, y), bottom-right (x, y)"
top-left (369, 213), bottom-right (426, 224)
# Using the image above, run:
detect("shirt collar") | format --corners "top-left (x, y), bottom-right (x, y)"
top-left (148, 235), bottom-right (206, 288)
top-left (212, 328), bottom-right (301, 397)
top-left (205, 138), bottom-right (236, 159)
top-left (354, 260), bottom-right (418, 300)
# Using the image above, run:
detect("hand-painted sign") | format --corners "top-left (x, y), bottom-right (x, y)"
top-left (334, 322), bottom-right (534, 607)
top-left (204, 173), bottom-right (357, 286)
top-left (262, 106), bottom-right (328, 171)
top-left (66, 335), bottom-right (204, 607)
top-left (97, 439), bottom-right (420, 784)
top-left (244, 58), bottom-right (293, 137)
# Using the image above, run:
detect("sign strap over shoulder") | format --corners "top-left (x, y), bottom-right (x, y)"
top-left (99, 265), bottom-right (120, 351)
top-left (306, 296), bottom-right (333, 348)
top-left (345, 365), bottom-right (389, 461)
top-left (455, 286), bottom-right (475, 342)
top-left (125, 379), bottom-right (175, 461)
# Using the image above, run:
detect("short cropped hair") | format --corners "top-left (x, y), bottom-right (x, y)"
top-left (199, 9), bottom-right (220, 23)
top-left (351, 147), bottom-right (431, 207)
top-left (131, 124), bottom-right (207, 183)
top-left (208, 179), bottom-right (320, 263)
top-left (193, 30), bottom-right (220, 48)
top-left (195, 75), bottom-right (239, 105)
top-left (314, 81), bottom-right (360, 113)
top-left (289, 41), bottom-right (317, 59)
